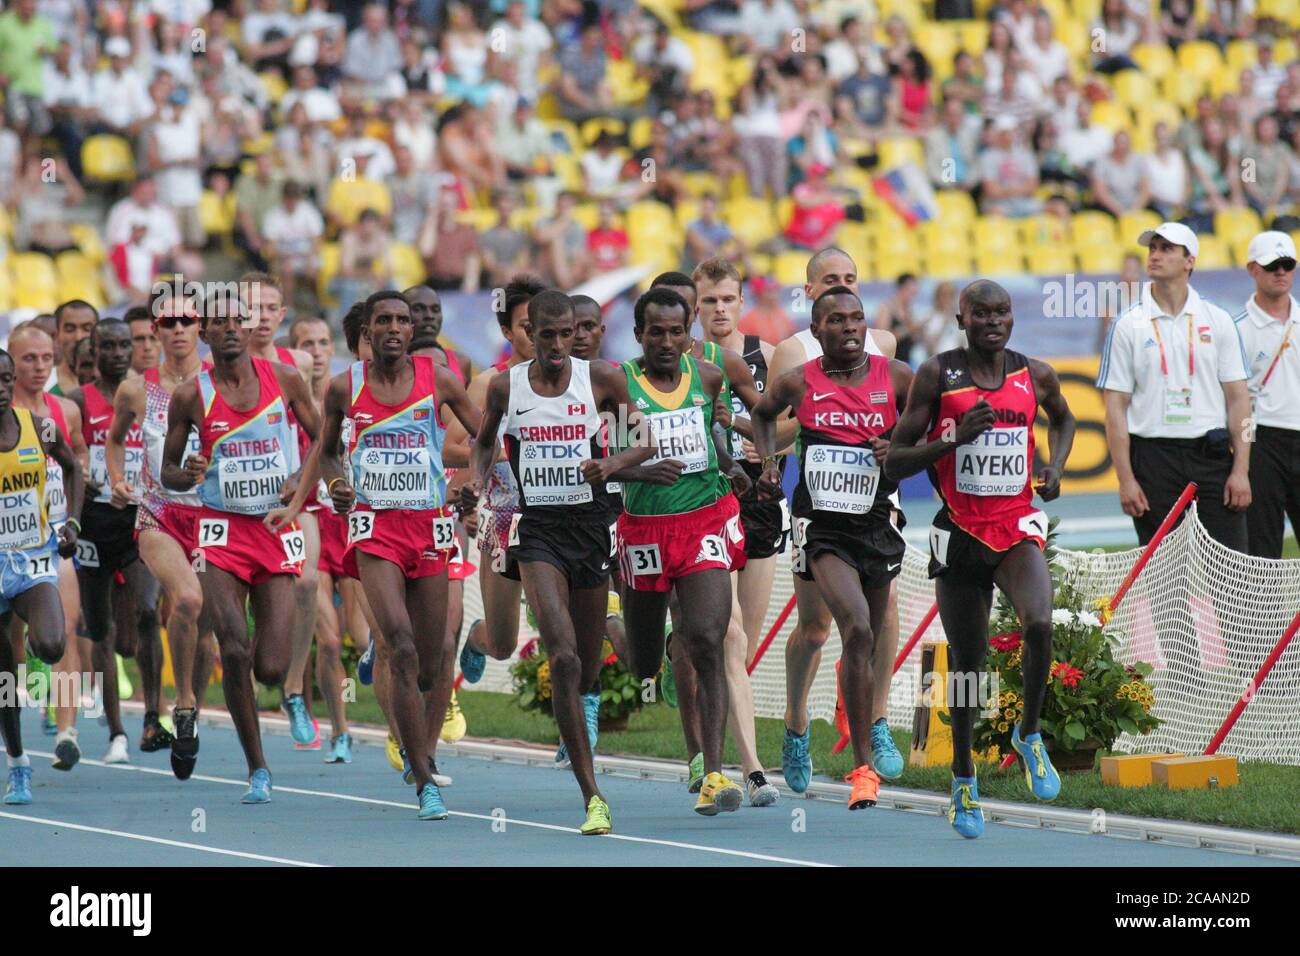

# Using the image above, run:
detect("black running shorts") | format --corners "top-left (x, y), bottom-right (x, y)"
top-left (740, 497), bottom-right (789, 559)
top-left (792, 515), bottom-right (905, 591)
top-left (509, 512), bottom-right (616, 590)
top-left (75, 501), bottom-right (140, 578)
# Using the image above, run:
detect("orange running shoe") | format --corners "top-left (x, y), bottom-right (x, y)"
top-left (833, 660), bottom-right (850, 741)
top-left (846, 765), bottom-right (881, 810)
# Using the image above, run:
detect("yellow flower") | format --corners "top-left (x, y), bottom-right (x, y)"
top-left (1008, 649), bottom-right (1022, 668)
top-left (601, 639), bottom-right (614, 660)
top-left (1094, 595), bottom-right (1114, 626)
top-left (997, 722), bottom-right (1010, 733)
top-left (536, 661), bottom-right (552, 701)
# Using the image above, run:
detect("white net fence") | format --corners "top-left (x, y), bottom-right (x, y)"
top-left (459, 503), bottom-right (1300, 766)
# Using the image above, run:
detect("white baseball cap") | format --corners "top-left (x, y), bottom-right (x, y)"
top-left (104, 37), bottom-right (131, 58)
top-left (1138, 221), bottom-right (1199, 258)
top-left (1246, 230), bottom-right (1297, 266)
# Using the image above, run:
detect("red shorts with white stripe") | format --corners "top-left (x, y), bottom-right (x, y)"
top-left (193, 508), bottom-right (305, 585)
top-left (617, 493), bottom-right (746, 593)
top-left (316, 507), bottom-right (352, 578)
top-left (344, 507), bottom-right (451, 579)
top-left (447, 521), bottom-right (476, 581)
top-left (135, 503), bottom-right (201, 555)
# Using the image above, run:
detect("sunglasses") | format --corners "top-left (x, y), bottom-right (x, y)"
top-left (1263, 258), bottom-right (1297, 273)
top-left (155, 315), bottom-right (200, 329)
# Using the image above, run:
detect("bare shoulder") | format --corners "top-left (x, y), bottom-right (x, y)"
top-left (870, 328), bottom-right (897, 359)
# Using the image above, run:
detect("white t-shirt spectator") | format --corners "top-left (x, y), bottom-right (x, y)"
top-left (152, 105), bottom-right (203, 208)
top-left (150, 0), bottom-right (211, 30)
top-left (336, 137), bottom-right (396, 183)
top-left (581, 150), bottom-right (624, 196)
top-left (1145, 148), bottom-right (1189, 207)
top-left (280, 86), bottom-right (342, 124)
top-left (106, 198), bottom-right (182, 257)
top-left (42, 62), bottom-right (93, 109)
top-left (344, 27), bottom-right (402, 88)
top-left (243, 10), bottom-right (298, 47)
top-left (489, 16), bottom-right (552, 99)
top-left (93, 66), bottom-right (153, 130)
top-left (263, 200), bottom-right (324, 268)
top-left (738, 0), bottom-right (800, 52)
top-left (1020, 39), bottom-right (1070, 94)
top-left (1060, 123), bottom-right (1113, 169)
top-left (632, 34), bottom-right (694, 76)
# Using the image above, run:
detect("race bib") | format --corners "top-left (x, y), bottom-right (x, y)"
top-left (280, 528), bottom-right (306, 564)
top-left (606, 480), bottom-right (622, 495)
top-left (198, 517), bottom-right (229, 548)
top-left (433, 515), bottom-right (457, 550)
top-left (804, 443), bottom-right (880, 513)
top-left (625, 542), bottom-right (662, 576)
top-left (698, 534), bottom-right (728, 564)
top-left (88, 445), bottom-right (111, 503)
top-left (217, 450), bottom-right (288, 514)
top-left (929, 525), bottom-right (951, 567)
top-left (1163, 387), bottom-right (1193, 427)
top-left (791, 516), bottom-right (810, 573)
top-left (45, 459), bottom-right (67, 524)
top-left (26, 552), bottom-right (55, 577)
top-left (508, 511), bottom-right (521, 547)
top-left (1018, 510), bottom-right (1048, 541)
top-left (518, 438), bottom-right (593, 506)
top-left (648, 407), bottom-right (710, 474)
top-left (348, 510), bottom-right (375, 543)
top-left (75, 538), bottom-right (99, 567)
top-left (353, 445), bottom-right (432, 510)
top-left (955, 427), bottom-right (1029, 496)
top-left (608, 522), bottom-right (618, 561)
top-left (0, 489), bottom-right (44, 551)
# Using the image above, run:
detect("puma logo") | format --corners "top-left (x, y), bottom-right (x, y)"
top-left (1012, 380), bottom-right (1031, 395)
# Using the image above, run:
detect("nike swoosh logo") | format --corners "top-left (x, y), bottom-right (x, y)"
top-left (887, 562), bottom-right (901, 571)
top-left (514, 408), bottom-right (535, 416)
top-left (90, 415), bottom-right (110, 424)
top-left (812, 392), bottom-right (835, 401)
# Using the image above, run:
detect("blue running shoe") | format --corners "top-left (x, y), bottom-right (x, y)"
top-left (241, 768), bottom-right (272, 804)
top-left (870, 718), bottom-right (905, 780)
top-left (401, 748), bottom-right (414, 784)
top-left (326, 733), bottom-right (353, 764)
top-left (459, 628), bottom-right (486, 684)
top-left (281, 694), bottom-right (314, 745)
top-left (357, 642), bottom-right (375, 686)
top-left (583, 691), bottom-right (600, 751)
top-left (1010, 725), bottom-right (1061, 801)
top-left (948, 776), bottom-right (984, 839)
top-left (781, 727), bottom-right (812, 793)
top-left (4, 766), bottom-right (33, 805)
top-left (418, 782), bottom-right (449, 820)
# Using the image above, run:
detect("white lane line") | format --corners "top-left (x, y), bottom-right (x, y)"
top-left (25, 750), bottom-right (833, 868)
top-left (0, 810), bottom-right (324, 867)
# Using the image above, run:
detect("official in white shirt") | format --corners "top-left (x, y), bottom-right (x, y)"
top-left (1098, 222), bottom-right (1253, 550)
top-left (1234, 231), bottom-right (1300, 558)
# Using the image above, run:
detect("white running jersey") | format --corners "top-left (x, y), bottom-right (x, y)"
top-left (501, 358), bottom-right (607, 516)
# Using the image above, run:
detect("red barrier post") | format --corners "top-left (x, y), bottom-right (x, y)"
top-left (1204, 608), bottom-right (1300, 756)
top-left (746, 594), bottom-right (797, 675)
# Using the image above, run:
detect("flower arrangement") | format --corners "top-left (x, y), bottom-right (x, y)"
top-left (510, 627), bottom-right (654, 729)
top-left (972, 517), bottom-right (1161, 758)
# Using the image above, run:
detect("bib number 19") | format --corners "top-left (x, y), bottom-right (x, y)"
top-left (281, 528), bottom-right (306, 563)
top-left (199, 518), bottom-right (229, 548)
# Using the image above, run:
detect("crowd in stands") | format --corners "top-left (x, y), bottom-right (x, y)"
top-left (0, 0), bottom-right (1297, 364)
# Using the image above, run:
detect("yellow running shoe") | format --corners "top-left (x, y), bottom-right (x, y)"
top-left (580, 795), bottom-right (612, 835)
top-left (386, 732), bottom-right (404, 772)
top-left (116, 654), bottom-right (134, 700)
top-left (441, 690), bottom-right (467, 743)
top-left (694, 771), bottom-right (743, 816)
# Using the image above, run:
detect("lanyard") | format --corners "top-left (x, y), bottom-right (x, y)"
top-left (1151, 314), bottom-right (1194, 379)
top-left (1259, 321), bottom-right (1295, 390)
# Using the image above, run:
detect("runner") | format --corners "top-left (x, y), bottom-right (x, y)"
top-left (766, 247), bottom-right (906, 793)
top-left (615, 287), bottom-right (752, 816)
top-left (463, 290), bottom-right (653, 834)
top-left (241, 272), bottom-right (324, 752)
top-left (108, 288), bottom-right (217, 780)
top-left (50, 300), bottom-right (98, 396)
top-left (274, 289), bottom-right (481, 819)
top-left (405, 283), bottom-right (472, 381)
top-left (8, 325), bottom-right (89, 770)
top-left (752, 287), bottom-right (913, 809)
top-left (161, 299), bottom-right (320, 803)
top-left (0, 347), bottom-right (84, 805)
top-left (126, 306), bottom-right (161, 375)
top-left (68, 319), bottom-right (165, 766)
top-left (885, 279), bottom-right (1076, 838)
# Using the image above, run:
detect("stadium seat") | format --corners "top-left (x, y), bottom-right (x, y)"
top-left (673, 198), bottom-right (700, 231)
top-left (956, 20), bottom-right (989, 54)
top-left (682, 171), bottom-right (723, 198)
top-left (877, 137), bottom-right (925, 169)
top-left (1071, 210), bottom-right (1118, 247)
top-left (1117, 209), bottom-right (1161, 245)
top-left (723, 196), bottom-right (779, 245)
top-left (316, 242), bottom-right (340, 306)
top-left (1139, 99), bottom-right (1183, 131)
top-left (628, 116), bottom-right (654, 151)
top-left (1208, 70), bottom-right (1241, 98)
top-left (773, 250), bottom-right (808, 286)
top-left (580, 118), bottom-right (626, 147)
top-left (1214, 207), bottom-right (1263, 245)
top-left (68, 223), bottom-right (105, 265)
top-left (81, 134), bottom-right (136, 183)
top-left (920, 248), bottom-right (974, 279)
top-left (507, 206), bottom-right (546, 233)
top-left (199, 190), bottom-right (236, 237)
top-left (1276, 37), bottom-right (1298, 64)
top-left (1229, 236), bottom-right (1255, 269)
top-left (1027, 245), bottom-right (1077, 275)
top-left (1225, 40), bottom-right (1258, 72)
top-left (12, 252), bottom-right (58, 310)
top-left (627, 202), bottom-right (680, 247)
top-left (572, 203), bottom-right (600, 232)
top-left (544, 120), bottom-right (581, 154)
top-left (976, 246), bottom-right (1023, 275)
top-left (1078, 244), bottom-right (1123, 274)
top-left (455, 208), bottom-right (497, 232)
top-left (325, 177), bottom-right (393, 227)
top-left (871, 252), bottom-right (916, 283)
top-left (607, 60), bottom-right (648, 106)
top-left (973, 216), bottom-right (1021, 256)
top-left (389, 243), bottom-right (424, 290)
top-left (1054, 17), bottom-right (1090, 61)
top-left (1177, 41), bottom-right (1224, 81)
top-left (1089, 99), bottom-right (1132, 133)
top-left (551, 154), bottom-right (584, 191)
top-left (934, 189), bottom-right (977, 226)
top-left (1020, 213), bottom-right (1069, 246)
top-left (0, 264), bottom-right (13, 311)
top-left (1195, 234), bottom-right (1230, 269)
top-left (1111, 70), bottom-right (1157, 112)
top-left (1130, 43), bottom-right (1175, 79)
top-left (872, 223), bottom-right (920, 259)
top-left (1160, 70), bottom-right (1205, 111)
top-left (918, 219), bottom-right (970, 257)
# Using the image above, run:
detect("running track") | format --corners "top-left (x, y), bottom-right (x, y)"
top-left (2, 708), bottom-right (1294, 867)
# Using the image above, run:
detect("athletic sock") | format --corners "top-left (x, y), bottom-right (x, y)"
top-left (7, 753), bottom-right (31, 769)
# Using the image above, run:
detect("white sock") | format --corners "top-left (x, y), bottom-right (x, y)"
top-left (7, 753), bottom-right (31, 769)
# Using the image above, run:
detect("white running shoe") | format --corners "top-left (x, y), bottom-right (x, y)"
top-left (104, 734), bottom-right (130, 765)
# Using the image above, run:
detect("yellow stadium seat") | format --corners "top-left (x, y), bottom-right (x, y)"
top-left (1177, 41), bottom-right (1223, 81)
top-left (1117, 209), bottom-right (1161, 245)
top-left (727, 55), bottom-right (754, 93)
top-left (1225, 40), bottom-right (1257, 72)
top-left (934, 189), bottom-right (977, 226)
top-left (607, 60), bottom-right (648, 107)
top-left (1054, 17), bottom-right (1090, 62)
top-left (1070, 0), bottom-right (1101, 19)
top-left (628, 116), bottom-right (654, 151)
top-left (54, 250), bottom-right (92, 284)
top-left (1071, 210), bottom-right (1118, 246)
top-left (12, 252), bottom-right (58, 310)
top-left (1139, 99), bottom-right (1183, 132)
top-left (81, 134), bottom-right (135, 183)
top-left (627, 202), bottom-right (681, 248)
top-left (580, 118), bottom-right (626, 147)
top-left (775, 196), bottom-right (795, 229)
top-left (454, 208), bottom-right (497, 232)
top-left (723, 196), bottom-right (778, 245)
top-left (199, 190), bottom-right (236, 236)
top-left (259, 71), bottom-right (288, 104)
top-left (956, 20), bottom-right (988, 55)
top-left (921, 249), bottom-right (974, 279)
top-left (1027, 244), bottom-right (1077, 275)
top-left (572, 202), bottom-right (599, 232)
top-left (1019, 213), bottom-right (1069, 246)
top-left (1131, 43), bottom-right (1175, 79)
top-left (773, 251), bottom-right (808, 286)
top-left (325, 177), bottom-right (393, 227)
top-left (68, 223), bottom-right (105, 265)
top-left (683, 171), bottom-right (722, 198)
top-left (871, 253), bottom-right (917, 283)
top-left (389, 243), bottom-right (424, 290)
top-left (0, 265), bottom-right (13, 311)
top-left (1208, 70), bottom-right (1242, 98)
top-left (914, 23), bottom-right (959, 81)
top-left (1112, 70), bottom-right (1157, 111)
top-left (1196, 234), bottom-right (1230, 269)
top-left (507, 206), bottom-right (545, 233)
top-left (1160, 70), bottom-right (1204, 111)
top-left (877, 137), bottom-right (924, 169)
top-left (872, 223), bottom-right (920, 259)
top-left (551, 154), bottom-right (583, 192)
top-left (1229, 236), bottom-right (1255, 269)
top-left (0, 206), bottom-right (11, 239)
top-left (674, 198), bottom-right (700, 231)
top-left (974, 216), bottom-right (1020, 255)
top-left (1214, 207), bottom-right (1262, 244)
top-left (976, 246), bottom-right (1023, 275)
top-left (918, 219), bottom-right (970, 256)
top-left (1276, 37), bottom-right (1297, 64)
top-left (317, 242), bottom-right (340, 307)
top-left (1078, 244), bottom-right (1122, 273)
top-left (1090, 100), bottom-right (1132, 133)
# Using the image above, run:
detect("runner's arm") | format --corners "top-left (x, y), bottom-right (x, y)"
top-left (463, 372), bottom-right (507, 511)
top-left (722, 347), bottom-right (762, 440)
top-left (884, 358), bottom-right (991, 480)
top-left (62, 397), bottom-right (89, 472)
top-left (161, 382), bottom-right (204, 491)
top-left (105, 377), bottom-right (140, 488)
top-left (583, 361), bottom-right (655, 482)
top-left (701, 362), bottom-right (749, 493)
top-left (1030, 359), bottom-right (1075, 502)
top-left (766, 336), bottom-right (806, 453)
top-left (435, 364), bottom-right (482, 468)
top-left (42, 417), bottom-right (84, 555)
top-left (751, 366), bottom-right (805, 496)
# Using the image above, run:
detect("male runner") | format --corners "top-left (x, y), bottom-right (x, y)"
top-left (69, 319), bottom-right (165, 765)
top-left (616, 287), bottom-right (751, 815)
top-left (8, 325), bottom-right (89, 769)
top-left (162, 300), bottom-right (321, 803)
top-left (406, 283), bottom-right (472, 382)
top-left (50, 300), bottom-right (99, 395)
top-left (886, 279), bottom-right (1076, 838)
top-left (109, 288), bottom-right (216, 779)
top-left (0, 348), bottom-right (84, 805)
top-left (126, 306), bottom-right (161, 374)
top-left (240, 272), bottom-right (324, 751)
top-left (464, 290), bottom-right (653, 834)
top-left (275, 290), bottom-right (481, 819)
top-left (768, 247), bottom-right (906, 793)
top-left (753, 287), bottom-right (913, 809)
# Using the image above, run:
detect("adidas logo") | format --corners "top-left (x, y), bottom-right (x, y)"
top-left (635, 397), bottom-right (649, 409)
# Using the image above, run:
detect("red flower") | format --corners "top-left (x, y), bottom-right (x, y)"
top-left (519, 638), bottom-right (539, 660)
top-left (1050, 661), bottom-right (1085, 690)
top-left (603, 652), bottom-right (619, 666)
top-left (990, 631), bottom-right (1023, 652)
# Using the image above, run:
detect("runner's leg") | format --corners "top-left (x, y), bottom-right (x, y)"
top-left (671, 569), bottom-right (733, 776)
top-left (140, 530), bottom-right (203, 711)
top-left (425, 577), bottom-right (463, 749)
top-left (79, 571), bottom-right (125, 740)
top-left (52, 561), bottom-right (80, 733)
top-left (869, 582), bottom-right (899, 722)
top-left (122, 563), bottom-right (163, 717)
top-left (736, 554), bottom-right (777, 664)
top-left (469, 563), bottom-right (523, 660)
top-left (313, 570), bottom-right (347, 739)
top-left (282, 512), bottom-right (321, 712)
top-left (783, 574), bottom-right (831, 734)
top-left (991, 543), bottom-right (1054, 738)
top-left (199, 564), bottom-right (265, 775)
top-left (722, 572), bottom-right (762, 777)
top-left (667, 592), bottom-right (703, 757)
top-left (935, 578), bottom-right (993, 779)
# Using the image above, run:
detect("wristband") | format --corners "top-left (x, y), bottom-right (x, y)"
top-left (65, 517), bottom-right (81, 534)
top-left (327, 477), bottom-right (348, 495)
top-left (761, 455), bottom-right (779, 467)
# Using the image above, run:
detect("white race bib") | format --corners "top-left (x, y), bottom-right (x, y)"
top-left (348, 510), bottom-right (375, 543)
top-left (354, 445), bottom-right (432, 510)
top-left (804, 443), bottom-right (880, 514)
top-left (280, 528), bottom-right (306, 563)
top-left (955, 427), bottom-right (1029, 497)
top-left (217, 451), bottom-right (288, 514)
top-left (198, 517), bottom-right (229, 548)
top-left (648, 407), bottom-right (710, 474)
top-left (25, 552), bottom-right (55, 577)
top-left (75, 538), bottom-right (99, 567)
top-left (518, 438), bottom-right (593, 506)
top-left (45, 459), bottom-right (67, 524)
top-left (433, 515), bottom-right (457, 550)
top-left (625, 542), bottom-right (662, 576)
top-left (698, 534), bottom-right (728, 564)
top-left (0, 489), bottom-right (44, 551)
top-left (507, 511), bottom-right (521, 547)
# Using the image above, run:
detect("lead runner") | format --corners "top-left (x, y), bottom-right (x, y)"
top-left (885, 279), bottom-right (1076, 838)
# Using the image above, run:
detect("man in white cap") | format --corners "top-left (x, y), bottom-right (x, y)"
top-left (1097, 221), bottom-right (1253, 549)
top-left (1234, 231), bottom-right (1300, 558)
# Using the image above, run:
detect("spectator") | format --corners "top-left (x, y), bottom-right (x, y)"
top-left (1274, 81), bottom-right (1300, 146)
top-left (999, 0), bottom-right (1038, 54)
top-left (738, 0), bottom-right (800, 54)
top-left (16, 145), bottom-right (84, 256)
top-left (735, 56), bottom-right (788, 197)
top-left (1242, 114), bottom-right (1295, 218)
top-left (106, 173), bottom-right (203, 277)
top-left (441, 2), bottom-right (491, 107)
top-left (325, 148), bottom-right (393, 229)
top-left (587, 200), bottom-right (629, 274)
top-left (684, 193), bottom-right (748, 271)
top-left (1203, 0), bottom-right (1254, 50)
top-left (495, 95), bottom-right (560, 208)
top-left (982, 19), bottom-right (1015, 94)
top-left (291, 0), bottom-right (346, 66)
top-left (835, 45), bottom-right (895, 138)
top-left (581, 129), bottom-right (625, 200)
top-left (630, 117), bottom-right (688, 207)
top-left (1060, 99), bottom-right (1115, 168)
top-left (109, 221), bottom-right (162, 305)
top-left (273, 99), bottom-right (334, 201)
top-left (1186, 115), bottom-right (1244, 231)
top-left (418, 187), bottom-right (480, 292)
top-left (1145, 121), bottom-right (1190, 220)
top-left (875, 273), bottom-right (924, 365)
top-left (557, 22), bottom-right (619, 123)
top-left (337, 113), bottom-right (397, 182)
top-left (241, 0), bottom-right (298, 74)
top-left (490, 1), bottom-right (552, 101)
top-left (880, 14), bottom-right (916, 73)
top-left (782, 162), bottom-right (859, 251)
top-left (143, 16), bottom-right (195, 86)
top-left (892, 48), bottom-right (933, 131)
top-left (343, 2), bottom-right (402, 95)
top-left (437, 102), bottom-right (503, 200)
top-left (824, 16), bottom-right (878, 83)
top-left (534, 189), bottom-right (590, 288)
top-left (194, 67), bottom-right (263, 180)
top-left (1034, 117), bottom-right (1088, 204)
top-left (389, 144), bottom-right (437, 246)
top-left (941, 50), bottom-right (985, 115)
top-left (1091, 131), bottom-right (1152, 219)
top-left (392, 97), bottom-right (436, 172)
top-left (977, 115), bottom-right (1042, 218)
top-left (1237, 69), bottom-right (1269, 130)
top-left (925, 96), bottom-right (980, 189)
top-left (1220, 93), bottom-right (1247, 154)
top-left (42, 40), bottom-right (95, 180)
top-left (145, 72), bottom-right (205, 253)
top-left (633, 22), bottom-right (693, 114)
top-left (1251, 39), bottom-right (1286, 107)
top-left (788, 107), bottom-right (841, 189)
top-left (262, 180), bottom-right (324, 309)
top-left (982, 62), bottom-right (1040, 131)
top-left (1096, 251), bottom-right (1144, 353)
top-left (332, 207), bottom-right (395, 317)
top-left (281, 64), bottom-right (342, 125)
top-left (1021, 11), bottom-right (1070, 96)
top-left (235, 150), bottom-right (285, 271)
top-left (395, 34), bottom-right (444, 102)
top-left (1158, 0), bottom-right (1197, 51)
top-left (1090, 0), bottom-right (1141, 74)
top-left (0, 0), bottom-right (57, 136)
top-left (479, 190), bottom-right (530, 287)
top-left (918, 280), bottom-right (963, 362)
top-left (1044, 75), bottom-right (1081, 133)
top-left (92, 36), bottom-right (152, 136)
top-left (684, 0), bottom-right (743, 36)
top-left (738, 275), bottom-right (793, 341)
